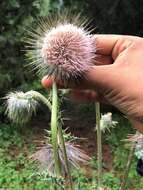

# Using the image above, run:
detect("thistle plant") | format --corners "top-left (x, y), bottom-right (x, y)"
top-left (119, 132), bottom-right (140, 190)
top-left (24, 11), bottom-right (97, 189)
top-left (100, 112), bottom-right (118, 133)
top-left (31, 141), bottom-right (90, 175)
top-left (25, 11), bottom-right (121, 190)
top-left (5, 90), bottom-right (51, 124)
top-left (94, 108), bottom-right (118, 190)
top-left (5, 9), bottom-right (124, 189)
top-left (127, 132), bottom-right (143, 160)
top-left (4, 9), bottom-right (133, 189)
top-left (25, 11), bottom-right (96, 84)
top-left (5, 88), bottom-right (90, 189)
top-left (125, 132), bottom-right (143, 177)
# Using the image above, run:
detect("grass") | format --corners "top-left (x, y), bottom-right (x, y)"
top-left (0, 114), bottom-right (143, 190)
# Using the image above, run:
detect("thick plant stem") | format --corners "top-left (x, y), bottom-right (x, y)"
top-left (51, 83), bottom-right (73, 189)
top-left (51, 82), bottom-right (61, 176)
top-left (58, 125), bottom-right (73, 190)
top-left (96, 102), bottom-right (103, 190)
top-left (120, 141), bottom-right (136, 190)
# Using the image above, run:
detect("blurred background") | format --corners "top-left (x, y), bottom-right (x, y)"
top-left (1, 1), bottom-right (143, 189)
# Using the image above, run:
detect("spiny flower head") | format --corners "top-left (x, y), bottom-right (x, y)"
top-left (99, 112), bottom-right (118, 133)
top-left (127, 133), bottom-right (143, 160)
top-left (31, 142), bottom-right (90, 175)
top-left (5, 91), bottom-right (39, 124)
top-left (26, 12), bottom-right (96, 84)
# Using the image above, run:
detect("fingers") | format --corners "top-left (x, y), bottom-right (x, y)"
top-left (93, 55), bottom-right (113, 66)
top-left (41, 75), bottom-right (108, 103)
top-left (41, 54), bottom-right (114, 90)
top-left (41, 76), bottom-right (54, 88)
top-left (41, 76), bottom-right (64, 89)
top-left (42, 34), bottom-right (139, 90)
top-left (41, 64), bottom-right (114, 91)
top-left (93, 35), bottom-right (119, 56)
top-left (71, 90), bottom-right (108, 103)
top-left (93, 34), bottom-right (141, 59)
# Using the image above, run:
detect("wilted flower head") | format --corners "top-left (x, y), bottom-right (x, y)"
top-left (5, 90), bottom-right (51, 124)
top-left (5, 91), bottom-right (39, 124)
top-left (26, 12), bottom-right (96, 84)
top-left (31, 142), bottom-right (90, 175)
top-left (99, 112), bottom-right (118, 133)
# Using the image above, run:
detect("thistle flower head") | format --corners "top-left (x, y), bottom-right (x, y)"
top-left (126, 133), bottom-right (143, 160)
top-left (26, 12), bottom-right (96, 84)
top-left (99, 112), bottom-right (118, 133)
top-left (5, 91), bottom-right (39, 124)
top-left (31, 142), bottom-right (90, 175)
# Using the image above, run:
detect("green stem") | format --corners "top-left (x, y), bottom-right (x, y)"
top-left (38, 85), bottom-right (72, 189)
top-left (58, 125), bottom-right (73, 190)
top-left (96, 102), bottom-right (103, 190)
top-left (38, 94), bottom-right (52, 110)
top-left (51, 82), bottom-right (61, 176)
top-left (120, 139), bottom-right (136, 190)
top-left (52, 178), bottom-right (57, 190)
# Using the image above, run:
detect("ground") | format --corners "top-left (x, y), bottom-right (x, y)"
top-left (0, 102), bottom-right (143, 189)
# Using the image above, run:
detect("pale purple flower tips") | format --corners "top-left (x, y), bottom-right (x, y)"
top-left (26, 16), bottom-right (96, 83)
top-left (40, 24), bottom-right (95, 82)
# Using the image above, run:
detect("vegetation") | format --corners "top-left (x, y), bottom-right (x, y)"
top-left (0, 116), bottom-right (143, 189)
top-left (1, 0), bottom-right (143, 95)
top-left (1, 0), bottom-right (143, 189)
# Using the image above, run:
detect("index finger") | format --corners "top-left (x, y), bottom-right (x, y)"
top-left (93, 34), bottom-right (141, 57)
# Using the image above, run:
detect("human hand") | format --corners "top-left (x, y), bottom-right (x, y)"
top-left (42, 35), bottom-right (143, 132)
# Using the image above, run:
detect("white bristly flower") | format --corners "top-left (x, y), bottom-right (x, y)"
top-left (99, 112), bottom-right (118, 133)
top-left (5, 91), bottom-right (38, 124)
top-left (5, 90), bottom-right (51, 124)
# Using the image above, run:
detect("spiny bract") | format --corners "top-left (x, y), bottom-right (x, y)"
top-left (31, 142), bottom-right (90, 175)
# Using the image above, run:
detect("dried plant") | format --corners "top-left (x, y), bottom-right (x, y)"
top-left (5, 90), bottom-right (51, 124)
top-left (31, 142), bottom-right (90, 175)
top-left (100, 112), bottom-right (118, 133)
top-left (5, 91), bottom-right (38, 124)
top-left (126, 132), bottom-right (143, 159)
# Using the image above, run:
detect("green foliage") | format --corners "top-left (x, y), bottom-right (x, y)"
top-left (1, 0), bottom-right (143, 96)
top-left (0, 123), bottom-right (55, 190)
top-left (1, 0), bottom-right (143, 97)
top-left (1, 0), bottom-right (143, 189)
top-left (0, 115), bottom-right (143, 189)
top-left (102, 173), bottom-right (120, 190)
top-left (0, 0), bottom-right (51, 95)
